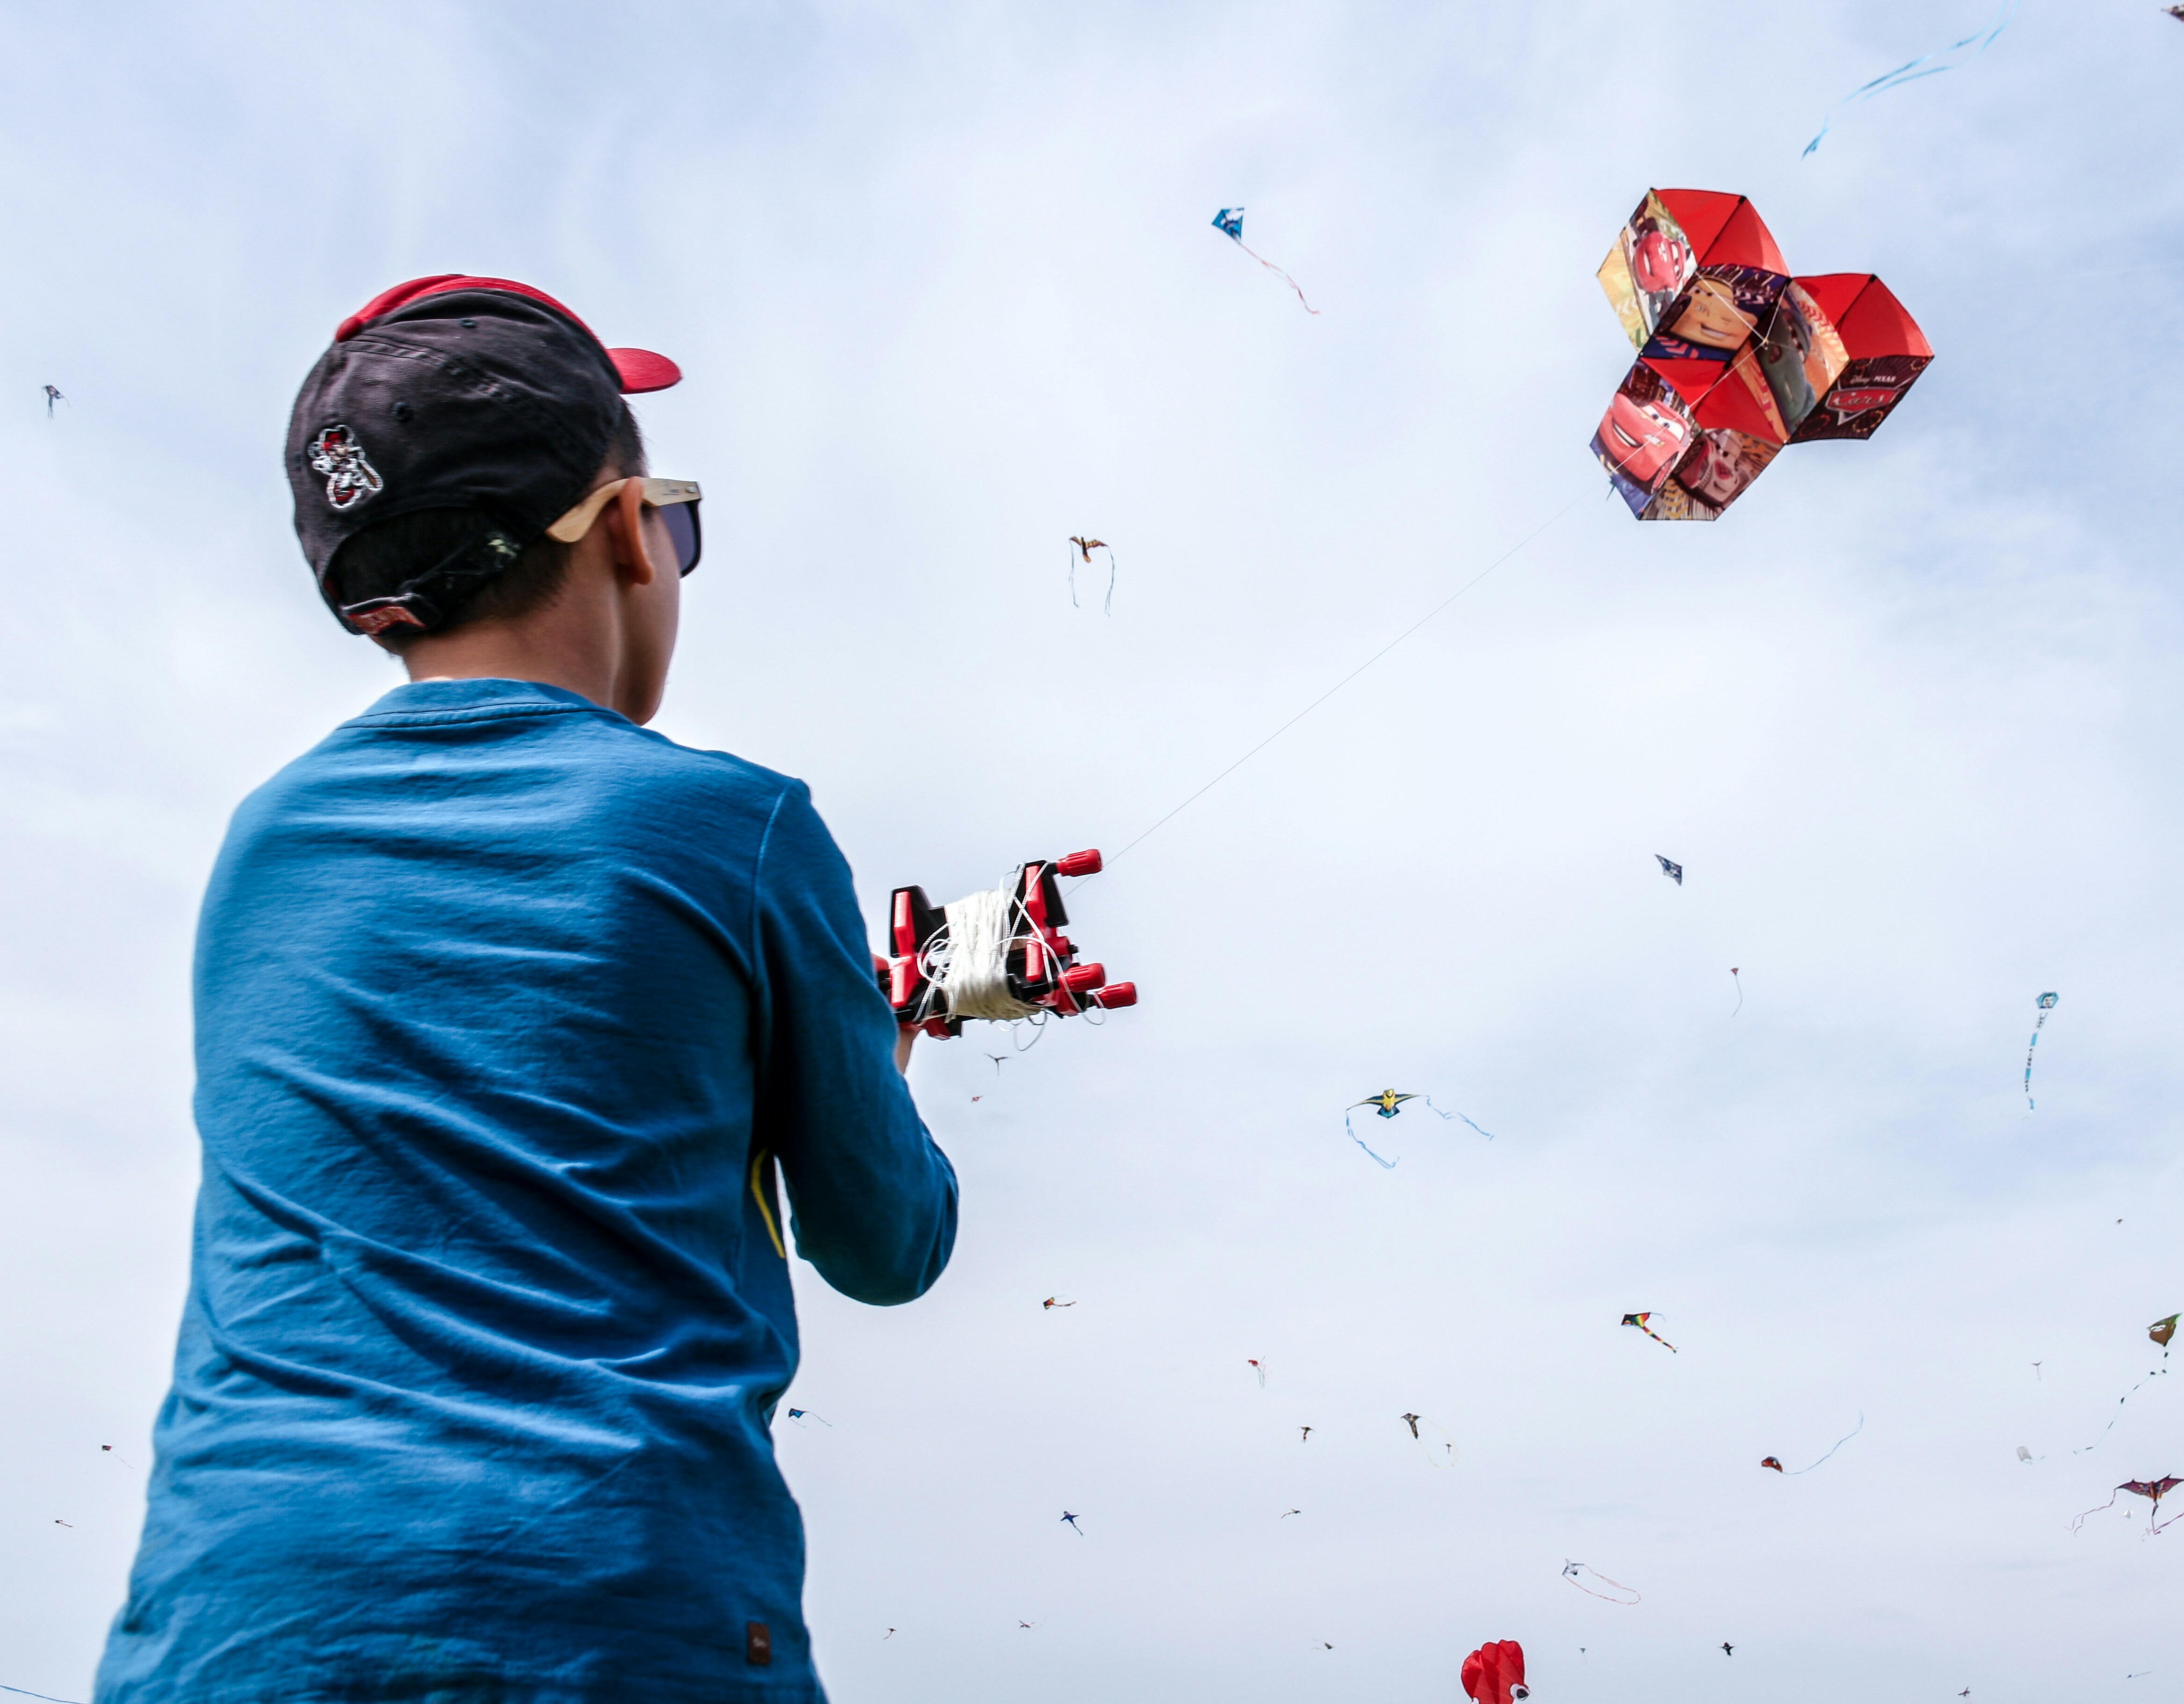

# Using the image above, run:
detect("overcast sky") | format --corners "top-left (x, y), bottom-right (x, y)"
top-left (2, 2), bottom-right (2181, 1700)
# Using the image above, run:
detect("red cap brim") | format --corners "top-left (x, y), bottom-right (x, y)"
top-left (610, 348), bottom-right (681, 394)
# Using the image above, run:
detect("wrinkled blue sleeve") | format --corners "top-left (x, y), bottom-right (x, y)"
top-left (753, 783), bottom-right (957, 1305)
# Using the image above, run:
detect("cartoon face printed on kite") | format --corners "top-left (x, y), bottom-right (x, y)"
top-left (1674, 431), bottom-right (1751, 504)
top-left (1757, 282), bottom-right (1850, 433)
top-left (1598, 391), bottom-right (1691, 487)
top-left (1631, 226), bottom-right (1689, 297)
top-left (1670, 277), bottom-right (1759, 350)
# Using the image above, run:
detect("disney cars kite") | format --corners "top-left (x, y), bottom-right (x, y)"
top-left (1592, 187), bottom-right (1932, 520)
top-left (882, 850), bottom-right (1137, 1038)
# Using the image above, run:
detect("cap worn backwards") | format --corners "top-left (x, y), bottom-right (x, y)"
top-left (286, 276), bottom-right (682, 636)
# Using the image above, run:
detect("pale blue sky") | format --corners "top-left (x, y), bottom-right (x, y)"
top-left (1, 3), bottom-right (2181, 1700)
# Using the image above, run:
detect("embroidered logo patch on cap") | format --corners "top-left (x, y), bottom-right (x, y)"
top-left (308, 425), bottom-right (384, 510)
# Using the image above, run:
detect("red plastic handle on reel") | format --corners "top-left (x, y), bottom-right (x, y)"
top-left (1055, 849), bottom-right (1103, 877)
top-left (1091, 982), bottom-right (1136, 1009)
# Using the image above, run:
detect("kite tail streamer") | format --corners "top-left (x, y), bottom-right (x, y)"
top-left (1802, 0), bottom-right (2020, 157)
top-left (2024, 993), bottom-right (2057, 1109)
top-left (1418, 1095), bottom-right (1496, 1141)
top-left (2072, 1367), bottom-right (2167, 1453)
top-left (1239, 243), bottom-right (1319, 314)
top-left (1561, 1563), bottom-right (1641, 1605)
top-left (1785, 1413), bottom-right (1865, 1475)
top-left (2071, 1488), bottom-right (2121, 1534)
top-left (1342, 1110), bottom-right (1399, 1169)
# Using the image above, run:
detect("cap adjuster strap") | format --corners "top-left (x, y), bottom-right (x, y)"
top-left (330, 528), bottom-right (523, 637)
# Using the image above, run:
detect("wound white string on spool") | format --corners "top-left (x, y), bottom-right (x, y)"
top-left (920, 880), bottom-right (1055, 1023)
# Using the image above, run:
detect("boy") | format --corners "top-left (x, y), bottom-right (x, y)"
top-left (94, 277), bottom-right (957, 1704)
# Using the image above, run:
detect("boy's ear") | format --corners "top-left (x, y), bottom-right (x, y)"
top-left (603, 478), bottom-right (660, 586)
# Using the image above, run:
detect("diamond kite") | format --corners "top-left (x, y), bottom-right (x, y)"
top-left (1656, 854), bottom-right (1682, 885)
top-left (1211, 207), bottom-right (1319, 314)
top-left (1593, 190), bottom-right (1930, 520)
top-left (1623, 1312), bottom-right (1678, 1352)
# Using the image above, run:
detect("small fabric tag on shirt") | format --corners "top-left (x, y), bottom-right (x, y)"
top-left (746, 1621), bottom-right (773, 1667)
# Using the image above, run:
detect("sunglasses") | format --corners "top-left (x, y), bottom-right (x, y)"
top-left (546, 476), bottom-right (704, 577)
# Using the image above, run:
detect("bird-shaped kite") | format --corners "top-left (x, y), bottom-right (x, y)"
top-left (1059, 1510), bottom-right (1085, 1535)
top-left (1623, 1312), bottom-right (1678, 1352)
top-left (1722, 1642), bottom-right (1735, 1657)
top-left (2073, 1477), bottom-right (2184, 1536)
top-left (1343, 1089), bottom-right (1493, 1166)
top-left (1065, 537), bottom-right (1115, 614)
top-left (1398, 1411), bottom-right (1457, 1468)
top-left (1461, 1640), bottom-right (1530, 1704)
top-left (1211, 207), bottom-right (1319, 314)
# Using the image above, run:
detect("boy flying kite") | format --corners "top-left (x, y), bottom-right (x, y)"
top-left (95, 277), bottom-right (958, 1704)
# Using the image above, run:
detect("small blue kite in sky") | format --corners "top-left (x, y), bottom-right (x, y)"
top-left (1656, 854), bottom-right (1682, 886)
top-left (1803, 1), bottom-right (2020, 157)
top-left (1211, 207), bottom-right (1319, 314)
top-left (2024, 991), bottom-right (2057, 1109)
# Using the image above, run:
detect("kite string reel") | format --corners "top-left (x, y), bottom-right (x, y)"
top-left (917, 877), bottom-right (1063, 1024)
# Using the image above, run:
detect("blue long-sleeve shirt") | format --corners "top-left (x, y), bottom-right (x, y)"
top-left (95, 678), bottom-right (956, 1704)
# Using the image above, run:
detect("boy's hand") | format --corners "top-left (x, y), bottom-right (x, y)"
top-left (872, 952), bottom-right (915, 1074)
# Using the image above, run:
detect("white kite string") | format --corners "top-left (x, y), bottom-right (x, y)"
top-left (1094, 491), bottom-right (1587, 871)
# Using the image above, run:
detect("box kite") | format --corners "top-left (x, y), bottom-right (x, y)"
top-left (1462, 1640), bottom-right (1529, 1704)
top-left (1592, 189), bottom-right (1931, 520)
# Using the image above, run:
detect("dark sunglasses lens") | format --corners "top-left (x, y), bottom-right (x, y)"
top-left (659, 500), bottom-right (702, 578)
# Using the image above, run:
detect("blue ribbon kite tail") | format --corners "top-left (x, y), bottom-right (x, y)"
top-left (1802, 0), bottom-right (2020, 157)
top-left (1785, 1413), bottom-right (1865, 1475)
top-left (1343, 1108), bottom-right (1400, 1168)
top-left (1419, 1095), bottom-right (1496, 1142)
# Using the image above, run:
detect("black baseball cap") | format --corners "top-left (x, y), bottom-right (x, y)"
top-left (286, 275), bottom-right (682, 636)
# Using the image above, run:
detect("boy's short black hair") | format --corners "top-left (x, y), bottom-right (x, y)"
top-left (325, 405), bottom-right (646, 651)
